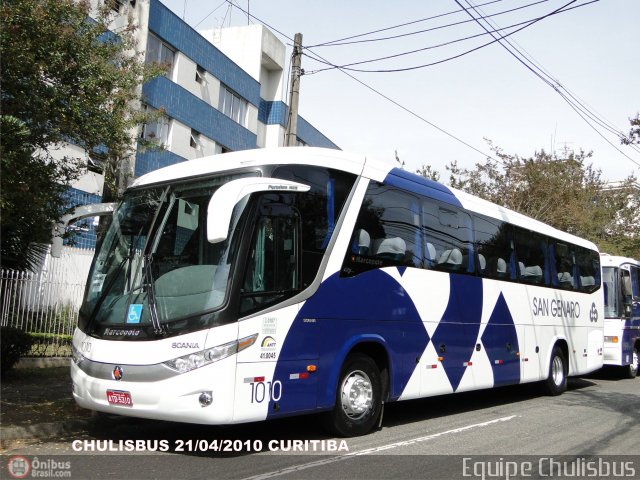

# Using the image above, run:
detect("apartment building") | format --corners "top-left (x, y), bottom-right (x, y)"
top-left (67, 0), bottom-right (337, 248)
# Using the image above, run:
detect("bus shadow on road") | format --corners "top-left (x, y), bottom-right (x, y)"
top-left (379, 378), bottom-right (597, 429)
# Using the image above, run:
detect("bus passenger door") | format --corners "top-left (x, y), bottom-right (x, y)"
top-left (235, 196), bottom-right (319, 421)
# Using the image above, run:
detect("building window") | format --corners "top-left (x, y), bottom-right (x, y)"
top-left (141, 106), bottom-right (170, 146)
top-left (219, 85), bottom-right (248, 127)
top-left (107, 0), bottom-right (136, 11)
top-left (195, 65), bottom-right (206, 84)
top-left (145, 33), bottom-right (175, 76)
top-left (190, 129), bottom-right (202, 149)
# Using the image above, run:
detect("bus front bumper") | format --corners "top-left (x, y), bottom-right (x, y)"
top-left (70, 359), bottom-right (236, 425)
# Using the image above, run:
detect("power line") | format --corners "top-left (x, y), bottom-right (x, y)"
top-left (193, 0), bottom-right (228, 29)
top-left (305, 0), bottom-right (510, 48)
top-left (469, 1), bottom-right (640, 157)
top-left (303, 0), bottom-right (597, 74)
top-left (307, 0), bottom-right (550, 49)
top-left (210, 1), bottom-right (639, 169)
top-left (455, 0), bottom-right (640, 168)
top-left (221, 0), bottom-right (500, 163)
top-left (303, 1), bottom-right (596, 74)
top-left (308, 0), bottom-right (549, 48)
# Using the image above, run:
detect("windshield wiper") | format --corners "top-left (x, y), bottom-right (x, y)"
top-left (143, 254), bottom-right (166, 336)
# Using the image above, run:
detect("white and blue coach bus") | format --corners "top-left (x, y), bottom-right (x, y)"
top-left (71, 148), bottom-right (603, 436)
top-left (601, 254), bottom-right (640, 378)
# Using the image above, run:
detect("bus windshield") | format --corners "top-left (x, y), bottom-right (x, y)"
top-left (78, 174), bottom-right (253, 337)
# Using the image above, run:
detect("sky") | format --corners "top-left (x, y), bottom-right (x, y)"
top-left (161, 0), bottom-right (640, 182)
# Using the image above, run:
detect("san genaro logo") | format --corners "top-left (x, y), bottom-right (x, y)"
top-left (7, 456), bottom-right (71, 478)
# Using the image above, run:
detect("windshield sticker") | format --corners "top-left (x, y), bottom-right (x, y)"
top-left (90, 273), bottom-right (106, 293)
top-left (127, 304), bottom-right (143, 324)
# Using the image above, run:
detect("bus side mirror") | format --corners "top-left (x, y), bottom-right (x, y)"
top-left (51, 203), bottom-right (115, 257)
top-left (207, 177), bottom-right (310, 244)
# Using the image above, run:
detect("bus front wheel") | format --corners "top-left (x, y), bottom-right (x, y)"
top-left (624, 347), bottom-right (639, 379)
top-left (543, 346), bottom-right (567, 396)
top-left (325, 353), bottom-right (383, 437)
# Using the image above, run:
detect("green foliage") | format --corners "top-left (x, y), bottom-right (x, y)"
top-left (0, 0), bottom-right (162, 270)
top-left (621, 114), bottom-right (640, 146)
top-left (28, 332), bottom-right (73, 357)
top-left (416, 164), bottom-right (441, 182)
top-left (417, 142), bottom-right (640, 258)
top-left (1, 327), bottom-right (35, 375)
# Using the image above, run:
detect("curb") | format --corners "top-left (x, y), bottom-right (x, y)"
top-left (15, 357), bottom-right (70, 369)
top-left (1, 418), bottom-right (92, 441)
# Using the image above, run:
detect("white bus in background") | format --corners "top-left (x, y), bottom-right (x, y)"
top-left (70, 147), bottom-right (604, 437)
top-left (601, 254), bottom-right (640, 378)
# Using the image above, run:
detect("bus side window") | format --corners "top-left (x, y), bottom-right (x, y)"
top-left (550, 241), bottom-right (574, 289)
top-left (341, 184), bottom-right (422, 276)
top-left (631, 266), bottom-right (640, 300)
top-left (423, 201), bottom-right (474, 274)
top-left (575, 247), bottom-right (599, 293)
top-left (513, 227), bottom-right (547, 285)
top-left (473, 215), bottom-right (512, 280)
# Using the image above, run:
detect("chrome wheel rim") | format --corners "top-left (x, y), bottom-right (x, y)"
top-left (631, 350), bottom-right (639, 377)
top-left (340, 370), bottom-right (373, 420)
top-left (552, 355), bottom-right (564, 386)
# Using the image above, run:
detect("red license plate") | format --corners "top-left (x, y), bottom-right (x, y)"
top-left (107, 390), bottom-right (133, 407)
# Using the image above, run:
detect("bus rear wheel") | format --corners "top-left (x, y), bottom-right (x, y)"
top-left (324, 353), bottom-right (382, 437)
top-left (543, 346), bottom-right (567, 396)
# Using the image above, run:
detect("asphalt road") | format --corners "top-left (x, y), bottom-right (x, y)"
top-left (2, 369), bottom-right (639, 480)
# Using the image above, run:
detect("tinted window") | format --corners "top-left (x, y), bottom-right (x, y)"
top-left (630, 265), bottom-right (640, 298)
top-left (342, 184), bottom-right (422, 276)
top-left (575, 247), bottom-right (600, 293)
top-left (474, 215), bottom-right (513, 279)
top-left (423, 200), bottom-right (473, 273)
top-left (514, 227), bottom-right (547, 285)
top-left (550, 240), bottom-right (576, 289)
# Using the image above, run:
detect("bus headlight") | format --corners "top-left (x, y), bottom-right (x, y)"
top-left (163, 334), bottom-right (258, 374)
top-left (71, 344), bottom-right (86, 366)
top-left (604, 336), bottom-right (619, 344)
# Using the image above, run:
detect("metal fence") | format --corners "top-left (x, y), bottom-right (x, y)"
top-left (0, 245), bottom-right (94, 356)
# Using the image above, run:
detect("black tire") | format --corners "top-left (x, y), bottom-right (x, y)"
top-left (543, 346), bottom-right (567, 396)
top-left (324, 353), bottom-right (383, 437)
top-left (623, 347), bottom-right (639, 379)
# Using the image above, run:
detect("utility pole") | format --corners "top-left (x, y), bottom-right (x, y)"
top-left (285, 33), bottom-right (303, 146)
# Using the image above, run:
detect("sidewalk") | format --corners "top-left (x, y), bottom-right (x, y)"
top-left (0, 359), bottom-right (94, 442)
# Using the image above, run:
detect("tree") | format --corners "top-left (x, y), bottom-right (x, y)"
top-left (417, 143), bottom-right (639, 258)
top-left (621, 113), bottom-right (640, 145)
top-left (415, 164), bottom-right (440, 182)
top-left (0, 0), bottom-right (161, 270)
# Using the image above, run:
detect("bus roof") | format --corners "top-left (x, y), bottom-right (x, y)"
top-left (131, 147), bottom-right (599, 252)
top-left (600, 254), bottom-right (640, 268)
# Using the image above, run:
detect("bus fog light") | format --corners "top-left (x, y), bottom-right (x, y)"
top-left (199, 391), bottom-right (213, 407)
